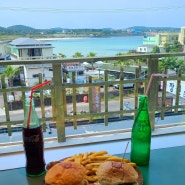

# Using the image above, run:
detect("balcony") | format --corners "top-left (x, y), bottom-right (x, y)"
top-left (0, 52), bottom-right (185, 171)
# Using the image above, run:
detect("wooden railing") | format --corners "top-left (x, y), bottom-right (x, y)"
top-left (0, 52), bottom-right (185, 142)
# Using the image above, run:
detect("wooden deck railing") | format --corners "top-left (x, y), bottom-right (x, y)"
top-left (0, 52), bottom-right (185, 142)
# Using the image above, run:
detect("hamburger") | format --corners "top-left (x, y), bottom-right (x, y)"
top-left (96, 161), bottom-right (139, 185)
top-left (45, 161), bottom-right (88, 185)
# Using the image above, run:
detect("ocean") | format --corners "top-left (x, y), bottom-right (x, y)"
top-left (46, 36), bottom-right (143, 57)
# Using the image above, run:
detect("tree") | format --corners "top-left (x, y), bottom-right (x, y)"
top-left (164, 41), bottom-right (183, 53)
top-left (87, 52), bottom-right (96, 69)
top-left (113, 52), bottom-right (129, 67)
top-left (58, 52), bottom-right (66, 58)
top-left (163, 43), bottom-right (171, 53)
top-left (151, 46), bottom-right (160, 53)
top-left (87, 52), bottom-right (96, 57)
top-left (3, 65), bottom-right (20, 100)
top-left (72, 52), bottom-right (84, 58)
top-left (3, 65), bottom-right (20, 87)
top-left (158, 57), bottom-right (185, 73)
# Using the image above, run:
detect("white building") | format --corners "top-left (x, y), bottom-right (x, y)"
top-left (23, 64), bottom-right (53, 86)
top-left (9, 37), bottom-right (54, 60)
top-left (178, 27), bottom-right (185, 45)
top-left (137, 44), bottom-right (156, 53)
top-left (7, 37), bottom-right (55, 86)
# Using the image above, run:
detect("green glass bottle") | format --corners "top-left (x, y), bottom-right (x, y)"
top-left (22, 98), bottom-right (46, 177)
top-left (130, 95), bottom-right (151, 166)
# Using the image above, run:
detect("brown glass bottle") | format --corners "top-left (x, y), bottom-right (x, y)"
top-left (22, 98), bottom-right (46, 177)
top-left (130, 95), bottom-right (151, 166)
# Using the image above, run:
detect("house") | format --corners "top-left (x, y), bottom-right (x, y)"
top-left (0, 40), bottom-right (11, 57)
top-left (137, 44), bottom-right (156, 53)
top-left (143, 34), bottom-right (159, 46)
top-left (0, 40), bottom-right (12, 75)
top-left (158, 32), bottom-right (179, 47)
top-left (8, 37), bottom-right (54, 60)
top-left (7, 37), bottom-right (55, 86)
top-left (143, 32), bottom-right (179, 47)
top-left (178, 27), bottom-right (185, 45)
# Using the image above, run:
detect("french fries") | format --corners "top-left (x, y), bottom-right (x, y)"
top-left (63, 150), bottom-right (136, 183)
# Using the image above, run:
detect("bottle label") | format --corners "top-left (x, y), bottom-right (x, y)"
top-left (24, 134), bottom-right (40, 143)
top-left (136, 120), bottom-right (149, 132)
top-left (132, 119), bottom-right (151, 141)
top-left (22, 127), bottom-right (43, 144)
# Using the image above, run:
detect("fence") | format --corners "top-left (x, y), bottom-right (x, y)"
top-left (0, 52), bottom-right (185, 142)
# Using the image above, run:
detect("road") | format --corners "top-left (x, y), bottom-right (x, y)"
top-left (1, 92), bottom-right (185, 143)
top-left (0, 95), bottom-right (185, 125)
top-left (1, 110), bottom-right (185, 143)
top-left (0, 98), bottom-right (135, 122)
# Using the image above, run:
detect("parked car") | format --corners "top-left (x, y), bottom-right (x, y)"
top-left (25, 90), bottom-right (51, 98)
top-left (113, 78), bottom-right (135, 89)
top-left (92, 79), bottom-right (117, 87)
top-left (92, 79), bottom-right (105, 88)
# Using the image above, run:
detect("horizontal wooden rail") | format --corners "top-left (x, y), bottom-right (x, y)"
top-left (0, 52), bottom-right (185, 142)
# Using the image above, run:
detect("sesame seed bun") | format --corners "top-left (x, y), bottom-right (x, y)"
top-left (96, 161), bottom-right (138, 185)
top-left (45, 161), bottom-right (87, 185)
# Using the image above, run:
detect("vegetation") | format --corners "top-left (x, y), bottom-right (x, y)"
top-left (72, 52), bottom-right (84, 58)
top-left (110, 41), bottom-right (184, 75)
top-left (87, 52), bottom-right (96, 57)
top-left (58, 53), bottom-right (66, 58)
top-left (3, 65), bottom-right (20, 87)
top-left (159, 57), bottom-right (185, 73)
top-left (163, 41), bottom-right (183, 53)
top-left (0, 25), bottom-right (180, 41)
top-left (87, 52), bottom-right (96, 69)
top-left (150, 41), bottom-right (185, 73)
top-left (3, 65), bottom-right (20, 100)
top-left (151, 46), bottom-right (160, 53)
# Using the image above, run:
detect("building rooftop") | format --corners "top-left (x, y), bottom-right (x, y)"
top-left (138, 44), bottom-right (156, 48)
top-left (9, 37), bottom-right (53, 48)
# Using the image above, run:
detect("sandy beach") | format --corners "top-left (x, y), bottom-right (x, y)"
top-left (37, 37), bottom-right (88, 41)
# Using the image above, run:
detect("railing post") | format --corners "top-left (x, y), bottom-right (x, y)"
top-left (104, 70), bottom-right (108, 126)
top-left (38, 73), bottom-right (46, 132)
top-left (72, 71), bottom-right (77, 129)
top-left (161, 67), bottom-right (168, 120)
top-left (52, 63), bottom-right (65, 142)
top-left (147, 57), bottom-right (159, 130)
top-left (134, 68), bottom-right (140, 119)
top-left (119, 67), bottom-right (124, 119)
top-left (88, 76), bottom-right (93, 123)
top-left (1, 75), bottom-right (11, 136)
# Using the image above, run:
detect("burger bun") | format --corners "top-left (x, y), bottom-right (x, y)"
top-left (96, 161), bottom-right (138, 185)
top-left (45, 161), bottom-right (87, 185)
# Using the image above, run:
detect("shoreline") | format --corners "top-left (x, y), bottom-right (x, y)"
top-left (37, 37), bottom-right (88, 41)
top-left (36, 35), bottom-right (142, 41)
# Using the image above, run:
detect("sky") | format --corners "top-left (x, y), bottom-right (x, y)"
top-left (0, 0), bottom-right (185, 29)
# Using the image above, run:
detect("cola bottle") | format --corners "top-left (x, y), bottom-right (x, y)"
top-left (22, 98), bottom-right (46, 177)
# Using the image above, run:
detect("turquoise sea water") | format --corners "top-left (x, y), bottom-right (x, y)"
top-left (46, 36), bottom-right (143, 57)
